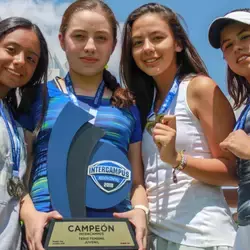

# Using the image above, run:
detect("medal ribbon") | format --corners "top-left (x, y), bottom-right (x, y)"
top-left (234, 103), bottom-right (250, 131)
top-left (0, 101), bottom-right (21, 178)
top-left (64, 72), bottom-right (105, 108)
top-left (145, 75), bottom-right (180, 134)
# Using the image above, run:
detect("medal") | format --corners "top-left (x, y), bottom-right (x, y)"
top-left (145, 113), bottom-right (165, 135)
top-left (7, 176), bottom-right (25, 198)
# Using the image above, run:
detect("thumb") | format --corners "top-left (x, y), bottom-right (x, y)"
top-left (113, 211), bottom-right (134, 225)
top-left (113, 211), bottom-right (130, 219)
top-left (162, 115), bottom-right (176, 130)
top-left (219, 141), bottom-right (231, 152)
top-left (47, 210), bottom-right (63, 220)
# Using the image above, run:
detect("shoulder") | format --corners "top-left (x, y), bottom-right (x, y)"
top-left (129, 104), bottom-right (139, 114)
top-left (185, 74), bottom-right (233, 119)
top-left (109, 104), bottom-right (139, 118)
top-left (187, 74), bottom-right (219, 100)
top-left (47, 78), bottom-right (59, 92)
top-left (28, 80), bottom-right (57, 105)
top-left (128, 104), bottom-right (140, 120)
top-left (47, 78), bottom-right (66, 98)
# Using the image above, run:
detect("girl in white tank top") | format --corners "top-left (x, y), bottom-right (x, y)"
top-left (120, 3), bottom-right (237, 250)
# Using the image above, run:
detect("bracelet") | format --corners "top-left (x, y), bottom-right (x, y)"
top-left (133, 205), bottom-right (149, 215)
top-left (134, 205), bottom-right (149, 224)
top-left (174, 150), bottom-right (187, 171)
top-left (172, 150), bottom-right (187, 183)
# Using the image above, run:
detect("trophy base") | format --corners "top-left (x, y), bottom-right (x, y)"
top-left (44, 218), bottom-right (138, 250)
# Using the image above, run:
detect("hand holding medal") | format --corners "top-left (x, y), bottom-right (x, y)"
top-left (152, 115), bottom-right (179, 165)
top-left (144, 74), bottom-right (182, 166)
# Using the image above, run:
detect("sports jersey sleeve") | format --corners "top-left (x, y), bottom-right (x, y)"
top-left (129, 105), bottom-right (142, 143)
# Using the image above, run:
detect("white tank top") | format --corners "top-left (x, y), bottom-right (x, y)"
top-left (142, 75), bottom-right (236, 247)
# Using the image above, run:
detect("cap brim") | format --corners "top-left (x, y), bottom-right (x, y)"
top-left (208, 17), bottom-right (235, 49)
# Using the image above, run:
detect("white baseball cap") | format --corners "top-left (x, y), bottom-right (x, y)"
top-left (209, 11), bottom-right (250, 49)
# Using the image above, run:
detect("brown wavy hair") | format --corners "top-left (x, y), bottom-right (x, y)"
top-left (60, 0), bottom-right (134, 108)
top-left (224, 8), bottom-right (250, 109)
top-left (120, 3), bottom-right (209, 128)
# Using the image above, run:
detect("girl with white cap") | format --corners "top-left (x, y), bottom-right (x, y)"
top-left (209, 8), bottom-right (250, 250)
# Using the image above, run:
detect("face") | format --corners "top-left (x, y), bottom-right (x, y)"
top-left (131, 13), bottom-right (182, 77)
top-left (221, 22), bottom-right (250, 80)
top-left (0, 28), bottom-right (40, 91)
top-left (59, 9), bottom-right (115, 77)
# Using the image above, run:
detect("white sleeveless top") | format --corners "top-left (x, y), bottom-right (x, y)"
top-left (142, 75), bottom-right (236, 247)
top-left (0, 100), bottom-right (27, 250)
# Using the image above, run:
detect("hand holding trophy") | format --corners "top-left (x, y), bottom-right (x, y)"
top-left (45, 102), bottom-right (138, 250)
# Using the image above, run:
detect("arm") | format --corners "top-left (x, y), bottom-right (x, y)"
top-left (129, 142), bottom-right (148, 250)
top-left (114, 142), bottom-right (148, 250)
top-left (21, 132), bottom-right (62, 250)
top-left (154, 76), bottom-right (238, 186)
top-left (129, 142), bottom-right (148, 208)
top-left (20, 194), bottom-right (62, 250)
top-left (184, 76), bottom-right (237, 186)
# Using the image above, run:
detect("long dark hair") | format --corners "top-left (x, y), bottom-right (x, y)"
top-left (224, 8), bottom-right (250, 109)
top-left (1, 17), bottom-right (49, 134)
top-left (120, 3), bottom-right (209, 128)
top-left (60, 0), bottom-right (134, 108)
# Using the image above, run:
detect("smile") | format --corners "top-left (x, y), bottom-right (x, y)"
top-left (143, 57), bottom-right (160, 64)
top-left (6, 68), bottom-right (22, 77)
top-left (237, 55), bottom-right (250, 63)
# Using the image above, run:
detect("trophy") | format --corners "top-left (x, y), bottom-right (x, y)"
top-left (45, 102), bottom-right (137, 250)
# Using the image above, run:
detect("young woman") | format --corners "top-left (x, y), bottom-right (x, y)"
top-left (19, 1), bottom-right (148, 249)
top-left (209, 8), bottom-right (250, 250)
top-left (0, 17), bottom-right (48, 250)
top-left (120, 3), bottom-right (238, 250)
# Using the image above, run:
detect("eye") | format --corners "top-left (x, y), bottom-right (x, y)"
top-left (222, 42), bottom-right (233, 51)
top-left (6, 46), bottom-right (16, 54)
top-left (152, 36), bottom-right (164, 42)
top-left (241, 34), bottom-right (250, 40)
top-left (74, 34), bottom-right (86, 40)
top-left (27, 56), bottom-right (37, 64)
top-left (95, 35), bottom-right (107, 42)
top-left (132, 40), bottom-right (143, 47)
